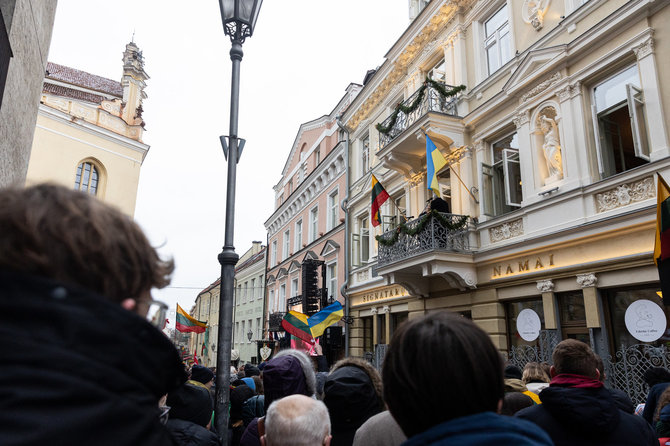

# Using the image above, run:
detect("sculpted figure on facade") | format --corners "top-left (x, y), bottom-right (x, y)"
top-left (536, 108), bottom-right (563, 183)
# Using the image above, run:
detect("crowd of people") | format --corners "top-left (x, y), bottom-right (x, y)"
top-left (3, 183), bottom-right (670, 446)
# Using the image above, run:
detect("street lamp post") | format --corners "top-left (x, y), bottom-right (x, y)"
top-left (247, 328), bottom-right (253, 342)
top-left (215, 0), bottom-right (263, 442)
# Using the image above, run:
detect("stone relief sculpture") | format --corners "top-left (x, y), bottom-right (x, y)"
top-left (522, 0), bottom-right (551, 31)
top-left (540, 115), bottom-right (562, 180)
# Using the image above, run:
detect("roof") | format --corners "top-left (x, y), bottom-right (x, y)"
top-left (43, 82), bottom-right (107, 104)
top-left (45, 62), bottom-right (122, 97)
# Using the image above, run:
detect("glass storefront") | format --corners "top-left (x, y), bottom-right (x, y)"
top-left (506, 299), bottom-right (545, 349)
top-left (605, 286), bottom-right (667, 349)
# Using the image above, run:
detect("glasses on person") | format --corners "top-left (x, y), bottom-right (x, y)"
top-left (146, 299), bottom-right (169, 329)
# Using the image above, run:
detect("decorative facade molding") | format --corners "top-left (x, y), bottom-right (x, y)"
top-left (513, 110), bottom-right (530, 128)
top-left (382, 305), bottom-right (391, 314)
top-left (537, 279), bottom-right (554, 292)
top-left (633, 36), bottom-right (654, 60)
top-left (408, 172), bottom-right (424, 187)
top-left (522, 0), bottom-right (551, 31)
top-left (489, 218), bottom-right (524, 243)
top-left (356, 269), bottom-right (369, 282)
top-left (370, 307), bottom-right (378, 315)
top-left (521, 72), bottom-right (561, 103)
top-left (594, 177), bottom-right (655, 213)
top-left (577, 273), bottom-right (597, 288)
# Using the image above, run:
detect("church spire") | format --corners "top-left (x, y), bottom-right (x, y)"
top-left (121, 41), bottom-right (149, 126)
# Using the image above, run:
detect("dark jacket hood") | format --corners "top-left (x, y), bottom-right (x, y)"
top-left (0, 270), bottom-right (187, 445)
top-left (539, 385), bottom-right (619, 433)
top-left (262, 349), bottom-right (316, 411)
top-left (167, 419), bottom-right (220, 446)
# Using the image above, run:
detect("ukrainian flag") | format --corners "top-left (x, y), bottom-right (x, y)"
top-left (426, 135), bottom-right (448, 197)
top-left (308, 301), bottom-right (344, 338)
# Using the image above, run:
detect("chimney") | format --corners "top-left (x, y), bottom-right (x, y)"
top-left (121, 41), bottom-right (149, 127)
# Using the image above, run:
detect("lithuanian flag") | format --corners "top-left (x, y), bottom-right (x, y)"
top-left (655, 175), bottom-right (670, 305)
top-left (176, 304), bottom-right (207, 333)
top-left (371, 174), bottom-right (390, 227)
top-left (282, 311), bottom-right (313, 343)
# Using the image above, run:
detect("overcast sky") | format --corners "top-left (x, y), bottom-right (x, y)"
top-left (47, 1), bottom-right (409, 319)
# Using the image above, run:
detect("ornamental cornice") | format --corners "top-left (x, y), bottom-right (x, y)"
top-left (513, 110), bottom-right (530, 129)
top-left (576, 273), bottom-right (597, 288)
top-left (489, 218), bottom-right (524, 243)
top-left (633, 36), bottom-right (654, 60)
top-left (520, 72), bottom-right (561, 104)
top-left (347, 0), bottom-right (476, 132)
top-left (536, 279), bottom-right (554, 292)
top-left (594, 177), bottom-right (655, 213)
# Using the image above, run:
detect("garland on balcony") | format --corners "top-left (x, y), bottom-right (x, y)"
top-left (375, 80), bottom-right (466, 136)
top-left (375, 210), bottom-right (469, 247)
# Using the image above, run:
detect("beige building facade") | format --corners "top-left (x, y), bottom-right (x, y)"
top-left (25, 42), bottom-right (149, 216)
top-left (342, 0), bottom-right (670, 393)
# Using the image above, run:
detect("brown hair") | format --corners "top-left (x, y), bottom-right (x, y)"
top-left (0, 184), bottom-right (173, 302)
top-left (383, 311), bottom-right (504, 438)
top-left (522, 362), bottom-right (550, 384)
top-left (552, 339), bottom-right (598, 378)
top-left (656, 386), bottom-right (670, 422)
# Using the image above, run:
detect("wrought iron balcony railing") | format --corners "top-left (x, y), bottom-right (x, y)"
top-left (377, 212), bottom-right (472, 267)
top-left (378, 81), bottom-right (461, 149)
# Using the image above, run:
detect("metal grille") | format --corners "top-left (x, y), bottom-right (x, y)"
top-left (507, 330), bottom-right (560, 369)
top-left (603, 344), bottom-right (670, 405)
top-left (377, 213), bottom-right (471, 267)
top-left (378, 81), bottom-right (460, 149)
top-left (362, 344), bottom-right (390, 371)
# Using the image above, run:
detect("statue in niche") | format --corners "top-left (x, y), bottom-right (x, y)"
top-left (539, 113), bottom-right (563, 181)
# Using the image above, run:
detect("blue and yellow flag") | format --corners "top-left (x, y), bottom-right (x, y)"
top-left (426, 135), bottom-right (448, 197)
top-left (308, 301), bottom-right (344, 338)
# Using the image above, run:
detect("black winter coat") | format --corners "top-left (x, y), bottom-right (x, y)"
top-left (167, 419), bottom-right (221, 446)
top-left (516, 385), bottom-right (657, 446)
top-left (0, 271), bottom-right (187, 446)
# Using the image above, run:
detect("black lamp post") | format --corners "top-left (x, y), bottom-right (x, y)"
top-left (247, 328), bottom-right (253, 342)
top-left (215, 0), bottom-right (262, 442)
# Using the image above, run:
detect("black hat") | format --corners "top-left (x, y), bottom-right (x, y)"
top-left (167, 383), bottom-right (213, 427)
top-left (190, 365), bottom-right (214, 384)
top-left (244, 363), bottom-right (261, 377)
top-left (504, 364), bottom-right (523, 380)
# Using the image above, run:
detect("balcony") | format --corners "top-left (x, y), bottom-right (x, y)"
top-left (268, 311), bottom-right (286, 332)
top-left (376, 211), bottom-right (477, 296)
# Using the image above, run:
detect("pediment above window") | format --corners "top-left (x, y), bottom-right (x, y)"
top-left (320, 240), bottom-right (340, 257)
top-left (503, 45), bottom-right (567, 98)
top-left (288, 260), bottom-right (302, 274)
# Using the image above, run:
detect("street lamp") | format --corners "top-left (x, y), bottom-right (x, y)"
top-left (247, 328), bottom-right (253, 342)
top-left (215, 0), bottom-right (263, 442)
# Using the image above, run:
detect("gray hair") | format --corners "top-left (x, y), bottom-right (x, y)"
top-left (265, 394), bottom-right (330, 446)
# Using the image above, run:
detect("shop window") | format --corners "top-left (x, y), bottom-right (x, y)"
top-left (378, 314), bottom-right (387, 345)
top-left (605, 286), bottom-right (665, 349)
top-left (362, 316), bottom-right (373, 353)
top-left (506, 299), bottom-right (545, 350)
top-left (591, 65), bottom-right (649, 179)
top-left (482, 132), bottom-right (522, 217)
top-left (390, 312), bottom-right (408, 338)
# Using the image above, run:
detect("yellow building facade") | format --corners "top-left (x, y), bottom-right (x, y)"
top-left (25, 42), bottom-right (149, 216)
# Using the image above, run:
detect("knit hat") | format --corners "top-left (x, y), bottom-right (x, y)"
top-left (241, 377), bottom-right (256, 392)
top-left (504, 364), bottom-right (523, 380)
top-left (167, 383), bottom-right (213, 427)
top-left (190, 365), bottom-right (214, 385)
top-left (244, 363), bottom-right (261, 377)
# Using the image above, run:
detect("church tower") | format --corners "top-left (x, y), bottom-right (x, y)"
top-left (121, 41), bottom-right (148, 127)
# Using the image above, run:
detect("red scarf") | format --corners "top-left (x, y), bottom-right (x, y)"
top-left (550, 373), bottom-right (604, 388)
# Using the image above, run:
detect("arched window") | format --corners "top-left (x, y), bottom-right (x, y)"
top-left (74, 161), bottom-right (99, 195)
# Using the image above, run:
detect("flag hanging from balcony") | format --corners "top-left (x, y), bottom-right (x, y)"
top-left (371, 174), bottom-right (390, 227)
top-left (426, 134), bottom-right (448, 198)
top-left (176, 304), bottom-right (207, 333)
top-left (654, 174), bottom-right (670, 306)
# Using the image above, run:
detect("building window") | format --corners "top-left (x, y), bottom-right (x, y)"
top-left (283, 229), bottom-right (290, 260)
top-left (291, 277), bottom-right (299, 299)
top-left (250, 278), bottom-right (255, 301)
top-left (248, 319), bottom-right (253, 342)
top-left (484, 4), bottom-right (512, 75)
top-left (309, 207), bottom-right (319, 242)
top-left (271, 240), bottom-right (277, 266)
top-left (241, 320), bottom-right (245, 344)
top-left (235, 322), bottom-right (240, 344)
top-left (428, 58), bottom-right (447, 83)
top-left (269, 289), bottom-right (275, 312)
top-left (352, 216), bottom-right (370, 267)
top-left (361, 135), bottom-right (370, 177)
top-left (75, 162), bottom-right (100, 196)
top-left (279, 284), bottom-right (286, 311)
top-left (295, 219), bottom-right (303, 249)
top-left (237, 284), bottom-right (242, 304)
top-left (591, 65), bottom-right (649, 179)
top-left (481, 132), bottom-right (522, 217)
top-left (505, 299), bottom-right (545, 350)
top-left (326, 262), bottom-right (337, 301)
top-left (243, 281), bottom-right (248, 303)
top-left (328, 189), bottom-right (339, 231)
top-left (256, 317), bottom-right (262, 339)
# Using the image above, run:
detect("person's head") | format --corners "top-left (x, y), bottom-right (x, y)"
top-left (252, 375), bottom-right (264, 395)
top-left (594, 355), bottom-right (606, 383)
top-left (550, 339), bottom-right (598, 378)
top-left (167, 383), bottom-right (213, 429)
top-left (656, 386), bottom-right (670, 423)
top-left (245, 363), bottom-right (261, 377)
top-left (190, 365), bottom-right (215, 389)
top-left (501, 392), bottom-right (535, 416)
top-left (504, 364), bottom-right (523, 380)
top-left (382, 311), bottom-right (504, 438)
top-left (262, 394), bottom-right (331, 446)
top-left (522, 362), bottom-right (550, 384)
top-left (263, 349), bottom-right (317, 411)
top-left (323, 358), bottom-right (384, 446)
top-left (643, 367), bottom-right (670, 387)
top-left (0, 184), bottom-right (173, 313)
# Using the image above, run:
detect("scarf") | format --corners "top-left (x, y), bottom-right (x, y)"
top-left (550, 373), bottom-right (604, 388)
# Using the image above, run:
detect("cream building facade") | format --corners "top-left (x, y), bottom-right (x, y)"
top-left (233, 242), bottom-right (266, 365)
top-left (189, 279), bottom-right (220, 368)
top-left (342, 0), bottom-right (670, 400)
top-left (25, 42), bottom-right (149, 216)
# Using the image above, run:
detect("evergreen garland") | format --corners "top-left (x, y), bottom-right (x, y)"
top-left (376, 80), bottom-right (467, 136)
top-left (375, 210), bottom-right (469, 247)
